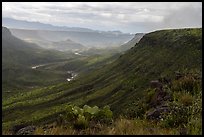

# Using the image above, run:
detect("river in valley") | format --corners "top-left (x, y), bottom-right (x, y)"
top-left (66, 71), bottom-right (78, 81)
top-left (31, 63), bottom-right (77, 82)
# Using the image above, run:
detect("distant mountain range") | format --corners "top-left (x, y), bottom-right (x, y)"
top-left (2, 17), bottom-right (125, 34)
top-left (9, 28), bottom-right (134, 48)
top-left (2, 17), bottom-right (96, 32)
top-left (3, 17), bottom-right (134, 49)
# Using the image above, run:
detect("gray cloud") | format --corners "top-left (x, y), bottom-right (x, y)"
top-left (162, 5), bottom-right (202, 28)
top-left (2, 2), bottom-right (202, 33)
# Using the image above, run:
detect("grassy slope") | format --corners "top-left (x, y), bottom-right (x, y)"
top-left (2, 28), bottom-right (202, 132)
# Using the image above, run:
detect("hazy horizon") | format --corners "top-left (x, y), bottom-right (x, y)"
top-left (2, 2), bottom-right (202, 33)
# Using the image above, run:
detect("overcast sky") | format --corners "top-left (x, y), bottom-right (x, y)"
top-left (2, 2), bottom-right (202, 33)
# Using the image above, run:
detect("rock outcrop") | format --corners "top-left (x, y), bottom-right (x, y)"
top-left (146, 79), bottom-right (173, 120)
top-left (16, 126), bottom-right (36, 135)
top-left (146, 105), bottom-right (170, 120)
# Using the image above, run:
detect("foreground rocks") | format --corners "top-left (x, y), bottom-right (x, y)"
top-left (16, 126), bottom-right (36, 135)
top-left (146, 105), bottom-right (170, 120)
top-left (146, 79), bottom-right (173, 120)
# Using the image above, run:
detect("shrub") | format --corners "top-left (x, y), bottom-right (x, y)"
top-left (186, 91), bottom-right (202, 135)
top-left (56, 105), bottom-right (76, 125)
top-left (125, 100), bottom-right (148, 119)
top-left (74, 114), bottom-right (88, 129)
top-left (172, 74), bottom-right (200, 95)
top-left (160, 102), bottom-right (190, 128)
top-left (179, 93), bottom-right (194, 106)
top-left (94, 105), bottom-right (113, 124)
top-left (56, 104), bottom-right (113, 129)
top-left (145, 88), bottom-right (156, 104)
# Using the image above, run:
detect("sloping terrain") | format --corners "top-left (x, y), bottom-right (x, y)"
top-left (2, 26), bottom-right (119, 98)
top-left (51, 39), bottom-right (86, 51)
top-left (2, 28), bottom-right (202, 134)
top-left (2, 27), bottom-right (75, 93)
top-left (119, 33), bottom-right (145, 51)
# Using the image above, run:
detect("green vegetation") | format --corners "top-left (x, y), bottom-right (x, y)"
top-left (2, 28), bottom-right (202, 135)
top-left (2, 27), bottom-right (119, 98)
top-left (56, 104), bottom-right (113, 129)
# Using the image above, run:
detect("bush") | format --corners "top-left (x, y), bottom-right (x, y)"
top-left (172, 74), bottom-right (200, 95)
top-left (145, 88), bottom-right (156, 104)
top-left (94, 105), bottom-right (113, 124)
top-left (125, 100), bottom-right (148, 119)
top-left (74, 114), bottom-right (88, 129)
top-left (179, 93), bottom-right (194, 106)
top-left (56, 104), bottom-right (113, 129)
top-left (186, 91), bottom-right (202, 135)
top-left (56, 105), bottom-right (76, 125)
top-left (160, 102), bottom-right (190, 128)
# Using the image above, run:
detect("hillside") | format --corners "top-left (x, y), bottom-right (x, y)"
top-left (2, 27), bottom-right (71, 66)
top-left (2, 26), bottom-right (75, 93)
top-left (119, 33), bottom-right (145, 51)
top-left (2, 28), bottom-right (202, 135)
top-left (51, 39), bottom-right (85, 51)
top-left (2, 27), bottom-right (119, 98)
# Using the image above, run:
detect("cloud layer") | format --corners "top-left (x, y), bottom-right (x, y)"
top-left (2, 2), bottom-right (202, 33)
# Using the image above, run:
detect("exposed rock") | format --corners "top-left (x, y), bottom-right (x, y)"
top-left (16, 126), bottom-right (36, 135)
top-left (146, 105), bottom-right (170, 120)
top-left (150, 80), bottom-right (163, 91)
top-left (149, 79), bottom-right (173, 107)
top-left (175, 71), bottom-right (183, 80)
top-left (11, 124), bottom-right (28, 135)
top-left (146, 79), bottom-right (173, 120)
top-left (150, 90), bottom-right (172, 107)
top-left (158, 77), bottom-right (172, 86)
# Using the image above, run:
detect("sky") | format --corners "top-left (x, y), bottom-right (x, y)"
top-left (2, 2), bottom-right (202, 33)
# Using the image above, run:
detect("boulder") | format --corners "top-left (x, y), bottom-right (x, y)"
top-left (158, 77), bottom-right (172, 86)
top-left (150, 80), bottom-right (163, 91)
top-left (16, 126), bottom-right (36, 135)
top-left (11, 124), bottom-right (28, 135)
top-left (146, 105), bottom-right (170, 120)
top-left (150, 90), bottom-right (172, 107)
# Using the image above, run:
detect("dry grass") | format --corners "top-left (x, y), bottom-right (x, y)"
top-left (2, 130), bottom-right (12, 135)
top-left (106, 118), bottom-right (178, 135)
top-left (34, 124), bottom-right (77, 135)
top-left (34, 118), bottom-right (179, 135)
